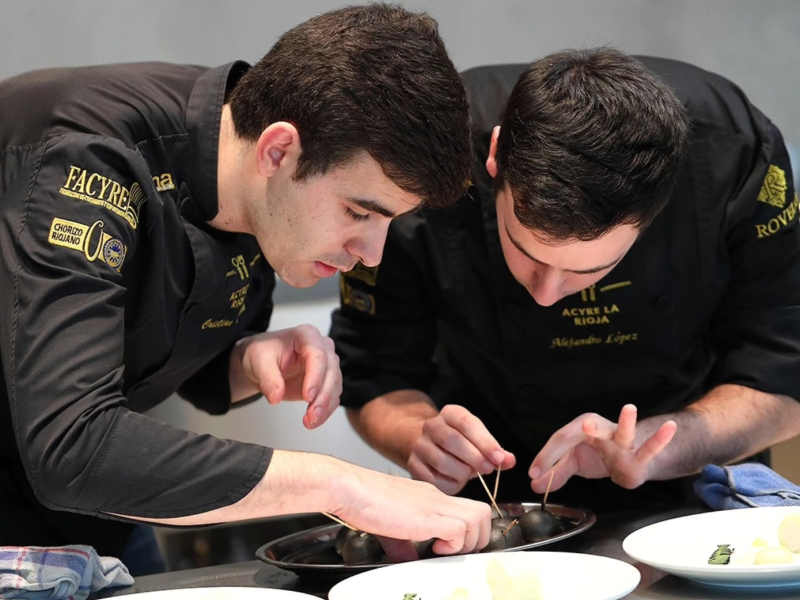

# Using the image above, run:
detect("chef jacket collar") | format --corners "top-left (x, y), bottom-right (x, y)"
top-left (186, 61), bottom-right (251, 222)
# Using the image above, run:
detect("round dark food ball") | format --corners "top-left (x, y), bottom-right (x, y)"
top-left (498, 520), bottom-right (524, 548)
top-left (334, 526), bottom-right (360, 556)
top-left (518, 509), bottom-right (565, 543)
top-left (342, 532), bottom-right (384, 565)
top-left (482, 526), bottom-right (512, 552)
top-left (492, 517), bottom-right (516, 529)
top-left (412, 538), bottom-right (437, 559)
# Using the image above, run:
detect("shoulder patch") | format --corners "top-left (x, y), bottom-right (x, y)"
top-left (48, 217), bottom-right (127, 271)
top-left (59, 165), bottom-right (147, 229)
top-left (343, 262), bottom-right (379, 286)
top-left (757, 164), bottom-right (788, 209)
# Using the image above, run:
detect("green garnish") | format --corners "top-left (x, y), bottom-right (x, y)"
top-left (708, 544), bottom-right (734, 565)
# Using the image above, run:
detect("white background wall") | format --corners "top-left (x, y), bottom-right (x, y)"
top-left (3, 0), bottom-right (799, 476)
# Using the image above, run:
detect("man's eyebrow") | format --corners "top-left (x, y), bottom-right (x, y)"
top-left (348, 197), bottom-right (397, 218)
top-left (505, 224), bottom-right (624, 275)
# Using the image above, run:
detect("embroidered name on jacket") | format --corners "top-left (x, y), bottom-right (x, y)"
top-left (60, 166), bottom-right (147, 229)
top-left (48, 217), bottom-right (127, 271)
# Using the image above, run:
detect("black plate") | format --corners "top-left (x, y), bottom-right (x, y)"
top-left (255, 502), bottom-right (595, 580)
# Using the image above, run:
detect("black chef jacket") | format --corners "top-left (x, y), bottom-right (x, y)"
top-left (331, 58), bottom-right (800, 513)
top-left (0, 62), bottom-right (275, 554)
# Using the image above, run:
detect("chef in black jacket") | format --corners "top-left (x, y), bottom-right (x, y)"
top-left (0, 5), bottom-right (493, 573)
top-left (332, 47), bottom-right (800, 513)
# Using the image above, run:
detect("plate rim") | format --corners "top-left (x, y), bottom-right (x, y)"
top-left (622, 506), bottom-right (800, 586)
top-left (327, 550), bottom-right (641, 600)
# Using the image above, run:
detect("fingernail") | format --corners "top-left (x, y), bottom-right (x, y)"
top-left (492, 451), bottom-right (505, 465)
top-left (529, 467), bottom-right (541, 480)
top-left (312, 406), bottom-right (324, 426)
top-left (308, 387), bottom-right (318, 401)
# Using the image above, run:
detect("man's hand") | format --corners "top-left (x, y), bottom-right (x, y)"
top-left (407, 404), bottom-right (515, 495)
top-left (528, 404), bottom-right (677, 493)
top-left (332, 462), bottom-right (493, 556)
top-left (231, 325), bottom-right (341, 429)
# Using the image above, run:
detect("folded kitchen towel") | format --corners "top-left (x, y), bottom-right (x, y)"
top-left (695, 463), bottom-right (800, 510)
top-left (0, 545), bottom-right (134, 600)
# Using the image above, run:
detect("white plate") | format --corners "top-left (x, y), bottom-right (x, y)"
top-left (623, 507), bottom-right (800, 588)
top-left (328, 551), bottom-right (640, 600)
top-left (124, 588), bottom-right (317, 599)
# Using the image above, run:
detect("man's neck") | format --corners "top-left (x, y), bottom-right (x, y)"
top-left (210, 104), bottom-right (251, 233)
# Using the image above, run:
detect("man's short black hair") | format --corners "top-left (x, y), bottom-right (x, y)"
top-left (496, 47), bottom-right (690, 241)
top-left (228, 3), bottom-right (472, 209)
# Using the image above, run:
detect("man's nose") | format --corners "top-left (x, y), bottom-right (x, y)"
top-left (347, 229), bottom-right (386, 268)
top-left (528, 266), bottom-right (564, 307)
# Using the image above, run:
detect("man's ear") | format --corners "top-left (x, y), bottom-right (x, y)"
top-left (485, 126), bottom-right (501, 179)
top-left (255, 122), bottom-right (301, 178)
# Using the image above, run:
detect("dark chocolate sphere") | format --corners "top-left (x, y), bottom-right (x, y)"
top-left (341, 532), bottom-right (384, 565)
top-left (518, 509), bottom-right (565, 542)
top-left (334, 526), bottom-right (359, 556)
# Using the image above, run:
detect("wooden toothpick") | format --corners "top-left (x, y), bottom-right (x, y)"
top-left (541, 471), bottom-right (555, 511)
top-left (492, 465), bottom-right (501, 504)
top-left (477, 472), bottom-right (503, 518)
top-left (502, 519), bottom-right (519, 537)
top-left (322, 512), bottom-right (357, 531)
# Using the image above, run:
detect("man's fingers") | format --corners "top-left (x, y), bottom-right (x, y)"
top-left (613, 404), bottom-right (638, 449)
top-left (413, 436), bottom-right (474, 489)
top-left (634, 420), bottom-right (677, 465)
top-left (302, 352), bottom-right (341, 429)
top-left (439, 405), bottom-right (514, 471)
top-left (529, 416), bottom-right (594, 478)
top-left (256, 356), bottom-right (286, 404)
top-left (531, 459), bottom-right (574, 494)
top-left (375, 536), bottom-right (417, 563)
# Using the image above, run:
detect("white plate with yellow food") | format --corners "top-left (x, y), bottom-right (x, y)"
top-left (327, 551), bottom-right (640, 600)
top-left (622, 507), bottom-right (800, 588)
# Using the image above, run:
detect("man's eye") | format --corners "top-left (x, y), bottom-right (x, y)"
top-left (345, 207), bottom-right (370, 222)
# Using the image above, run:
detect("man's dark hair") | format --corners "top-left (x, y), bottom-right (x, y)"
top-left (495, 47), bottom-right (690, 241)
top-left (228, 3), bottom-right (472, 208)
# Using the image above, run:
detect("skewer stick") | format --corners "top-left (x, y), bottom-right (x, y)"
top-left (492, 465), bottom-right (501, 504)
top-left (541, 471), bottom-right (555, 511)
top-left (502, 518), bottom-right (519, 537)
top-left (322, 512), bottom-right (357, 531)
top-left (477, 472), bottom-right (503, 517)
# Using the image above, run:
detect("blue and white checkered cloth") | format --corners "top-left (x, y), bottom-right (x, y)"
top-left (695, 463), bottom-right (800, 510)
top-left (0, 545), bottom-right (134, 600)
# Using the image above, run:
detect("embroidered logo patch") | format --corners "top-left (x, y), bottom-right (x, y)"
top-left (60, 166), bottom-right (147, 229)
top-left (48, 217), bottom-right (127, 271)
top-left (344, 263), bottom-right (379, 286)
top-left (757, 164), bottom-right (788, 209)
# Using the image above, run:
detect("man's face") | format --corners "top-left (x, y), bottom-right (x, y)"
top-left (249, 152), bottom-right (421, 288)
top-left (495, 184), bottom-right (640, 307)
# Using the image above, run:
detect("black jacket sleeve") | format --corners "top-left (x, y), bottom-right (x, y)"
top-left (708, 118), bottom-right (800, 399)
top-left (0, 133), bottom-right (270, 519)
top-left (177, 297), bottom-right (274, 413)
top-left (330, 215), bottom-right (438, 408)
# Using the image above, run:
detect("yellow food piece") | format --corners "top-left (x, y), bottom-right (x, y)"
top-left (486, 555), bottom-right (542, 600)
top-left (778, 514), bottom-right (800, 553)
top-left (752, 537), bottom-right (768, 548)
top-left (754, 547), bottom-right (793, 565)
